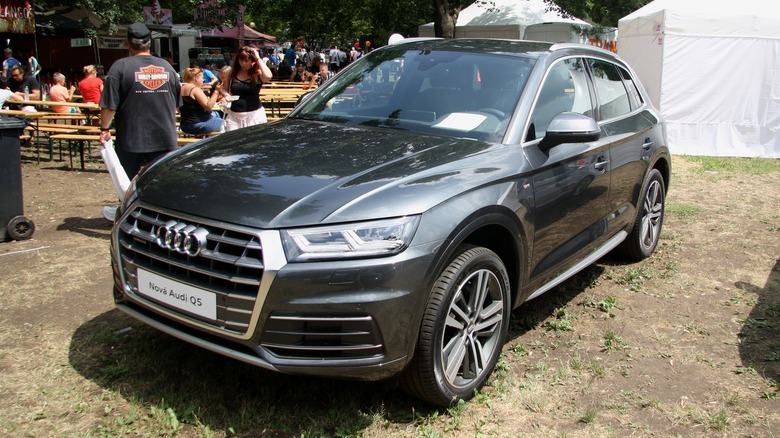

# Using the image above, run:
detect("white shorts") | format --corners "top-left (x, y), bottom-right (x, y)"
top-left (224, 107), bottom-right (267, 132)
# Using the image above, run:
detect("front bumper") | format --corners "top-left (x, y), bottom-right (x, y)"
top-left (110, 203), bottom-right (439, 380)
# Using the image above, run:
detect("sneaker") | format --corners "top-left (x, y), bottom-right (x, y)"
top-left (102, 206), bottom-right (117, 222)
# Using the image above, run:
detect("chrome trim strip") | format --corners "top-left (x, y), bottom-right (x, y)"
top-left (526, 231), bottom-right (627, 302)
top-left (116, 303), bottom-right (279, 371)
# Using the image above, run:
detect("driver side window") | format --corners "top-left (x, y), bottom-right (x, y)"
top-left (527, 58), bottom-right (593, 141)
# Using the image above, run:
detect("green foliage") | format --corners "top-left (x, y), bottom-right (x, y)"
top-left (601, 329), bottom-right (628, 352)
top-left (548, 0), bottom-right (653, 26)
top-left (241, 0), bottom-right (432, 48)
top-left (38, 0), bottom-right (433, 49)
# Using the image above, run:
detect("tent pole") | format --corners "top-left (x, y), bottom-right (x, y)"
top-left (94, 38), bottom-right (101, 71)
top-left (32, 0), bottom-right (39, 62)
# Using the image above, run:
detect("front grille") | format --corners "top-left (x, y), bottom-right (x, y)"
top-left (260, 313), bottom-right (384, 359)
top-left (117, 206), bottom-right (264, 335)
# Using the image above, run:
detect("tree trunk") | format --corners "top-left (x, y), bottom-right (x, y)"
top-left (433, 0), bottom-right (460, 38)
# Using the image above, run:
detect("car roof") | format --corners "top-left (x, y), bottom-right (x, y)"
top-left (386, 38), bottom-right (555, 57)
top-left (385, 38), bottom-right (621, 61)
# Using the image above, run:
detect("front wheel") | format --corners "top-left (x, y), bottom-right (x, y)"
top-left (619, 169), bottom-right (666, 260)
top-left (400, 245), bottom-right (510, 406)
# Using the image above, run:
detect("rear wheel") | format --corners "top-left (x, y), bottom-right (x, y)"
top-left (619, 169), bottom-right (665, 260)
top-left (401, 245), bottom-right (510, 406)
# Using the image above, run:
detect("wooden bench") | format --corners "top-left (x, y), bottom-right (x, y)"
top-left (48, 133), bottom-right (218, 169)
top-left (261, 89), bottom-right (309, 118)
top-left (24, 125), bottom-right (81, 162)
top-left (47, 134), bottom-right (99, 169)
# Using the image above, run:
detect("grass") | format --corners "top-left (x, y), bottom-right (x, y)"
top-left (601, 329), bottom-right (628, 352)
top-left (665, 202), bottom-right (703, 220)
top-left (686, 156), bottom-right (780, 175)
top-left (582, 295), bottom-right (621, 316)
top-left (542, 307), bottom-right (575, 332)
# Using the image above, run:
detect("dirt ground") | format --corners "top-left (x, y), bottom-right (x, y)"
top-left (1, 144), bottom-right (779, 437)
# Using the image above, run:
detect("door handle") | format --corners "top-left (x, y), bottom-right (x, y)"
top-left (593, 156), bottom-right (609, 171)
top-left (642, 138), bottom-right (654, 150)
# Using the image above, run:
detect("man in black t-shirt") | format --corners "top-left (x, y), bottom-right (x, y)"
top-left (99, 22), bottom-right (182, 221)
top-left (99, 22), bottom-right (181, 179)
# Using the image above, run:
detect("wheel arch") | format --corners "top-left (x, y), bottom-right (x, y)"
top-left (651, 149), bottom-right (672, 195)
top-left (427, 205), bottom-right (528, 311)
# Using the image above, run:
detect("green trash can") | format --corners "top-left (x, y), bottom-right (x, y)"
top-left (0, 116), bottom-right (35, 241)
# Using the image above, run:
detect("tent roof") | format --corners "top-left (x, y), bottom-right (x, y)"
top-left (458, 0), bottom-right (589, 26)
top-left (420, 0), bottom-right (589, 29)
top-left (201, 24), bottom-right (277, 44)
top-left (619, 0), bottom-right (780, 38)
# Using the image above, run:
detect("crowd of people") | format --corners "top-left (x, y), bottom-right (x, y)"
top-left (2, 22), bottom-right (373, 221)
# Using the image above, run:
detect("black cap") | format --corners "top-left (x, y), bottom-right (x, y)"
top-left (127, 22), bottom-right (151, 41)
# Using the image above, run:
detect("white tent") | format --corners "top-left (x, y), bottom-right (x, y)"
top-left (418, 0), bottom-right (590, 41)
top-left (618, 0), bottom-right (780, 158)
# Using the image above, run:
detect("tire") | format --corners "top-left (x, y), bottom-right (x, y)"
top-left (7, 215), bottom-right (35, 240)
top-left (619, 169), bottom-right (665, 260)
top-left (400, 245), bottom-right (510, 406)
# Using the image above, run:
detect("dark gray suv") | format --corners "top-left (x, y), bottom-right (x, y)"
top-left (110, 38), bottom-right (670, 406)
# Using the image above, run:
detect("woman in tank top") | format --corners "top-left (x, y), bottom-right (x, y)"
top-left (219, 46), bottom-right (273, 131)
top-left (179, 67), bottom-right (223, 135)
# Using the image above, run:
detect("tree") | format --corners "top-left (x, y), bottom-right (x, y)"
top-left (544, 0), bottom-right (652, 27)
top-left (431, 0), bottom-right (486, 38)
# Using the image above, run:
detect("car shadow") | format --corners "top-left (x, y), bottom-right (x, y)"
top-left (736, 258), bottom-right (780, 383)
top-left (68, 309), bottom-right (433, 435)
top-left (57, 217), bottom-right (113, 240)
top-left (67, 263), bottom-right (606, 435)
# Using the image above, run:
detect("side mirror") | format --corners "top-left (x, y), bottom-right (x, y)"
top-left (538, 112), bottom-right (600, 153)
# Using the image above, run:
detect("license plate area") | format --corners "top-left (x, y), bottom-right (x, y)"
top-left (136, 269), bottom-right (217, 321)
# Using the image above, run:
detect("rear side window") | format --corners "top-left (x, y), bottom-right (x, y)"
top-left (618, 65), bottom-right (643, 110)
top-left (587, 59), bottom-right (631, 120)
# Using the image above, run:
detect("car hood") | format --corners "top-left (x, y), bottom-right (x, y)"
top-left (137, 120), bottom-right (512, 229)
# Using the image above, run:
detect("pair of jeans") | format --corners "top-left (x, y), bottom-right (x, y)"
top-left (181, 112), bottom-right (224, 135)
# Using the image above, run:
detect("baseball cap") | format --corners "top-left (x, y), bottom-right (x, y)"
top-left (127, 22), bottom-right (151, 41)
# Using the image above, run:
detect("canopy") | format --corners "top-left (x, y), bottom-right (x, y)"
top-left (200, 24), bottom-right (278, 46)
top-left (418, 0), bottom-right (589, 39)
top-left (618, 0), bottom-right (780, 158)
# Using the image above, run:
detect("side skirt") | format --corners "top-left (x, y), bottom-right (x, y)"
top-left (525, 231), bottom-right (627, 302)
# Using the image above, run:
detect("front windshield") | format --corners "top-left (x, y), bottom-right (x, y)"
top-left (293, 47), bottom-right (535, 142)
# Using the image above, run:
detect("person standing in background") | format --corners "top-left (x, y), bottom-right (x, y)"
top-left (98, 22), bottom-right (181, 221)
top-left (3, 48), bottom-right (20, 78)
top-left (28, 53), bottom-right (41, 79)
top-left (78, 65), bottom-right (103, 104)
top-left (218, 46), bottom-right (272, 131)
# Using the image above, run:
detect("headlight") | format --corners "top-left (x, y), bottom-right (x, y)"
top-left (281, 216), bottom-right (420, 262)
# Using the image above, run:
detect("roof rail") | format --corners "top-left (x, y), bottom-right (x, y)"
top-left (549, 42), bottom-right (618, 57)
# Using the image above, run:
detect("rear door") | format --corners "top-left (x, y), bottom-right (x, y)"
top-left (586, 58), bottom-right (657, 234)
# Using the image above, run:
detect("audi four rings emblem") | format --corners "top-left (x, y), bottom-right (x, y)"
top-left (155, 220), bottom-right (209, 256)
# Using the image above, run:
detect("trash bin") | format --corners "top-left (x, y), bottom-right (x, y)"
top-left (0, 116), bottom-right (35, 241)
